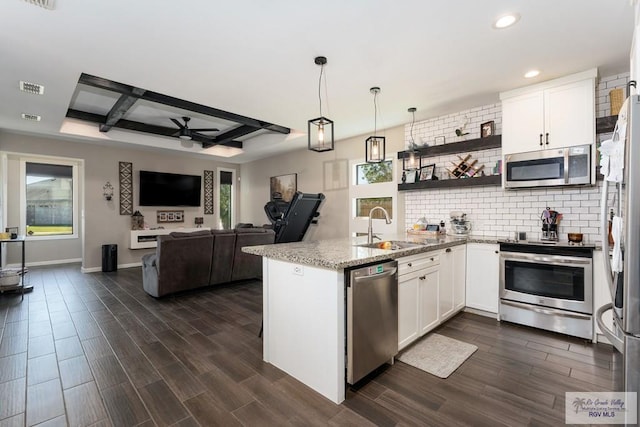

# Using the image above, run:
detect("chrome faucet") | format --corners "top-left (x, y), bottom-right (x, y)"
top-left (367, 206), bottom-right (392, 244)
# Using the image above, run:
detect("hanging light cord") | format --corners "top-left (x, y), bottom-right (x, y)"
top-left (318, 64), bottom-right (324, 117)
top-left (410, 110), bottom-right (415, 148)
top-left (373, 90), bottom-right (378, 135)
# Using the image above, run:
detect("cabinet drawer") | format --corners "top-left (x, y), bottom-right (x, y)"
top-left (398, 252), bottom-right (440, 276)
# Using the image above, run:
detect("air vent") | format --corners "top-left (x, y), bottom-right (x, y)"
top-left (21, 113), bottom-right (42, 122)
top-left (20, 81), bottom-right (45, 95)
top-left (22, 0), bottom-right (55, 10)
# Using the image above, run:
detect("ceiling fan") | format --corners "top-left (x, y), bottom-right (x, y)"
top-left (170, 116), bottom-right (219, 141)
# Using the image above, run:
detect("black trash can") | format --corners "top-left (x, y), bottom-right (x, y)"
top-left (102, 244), bottom-right (117, 272)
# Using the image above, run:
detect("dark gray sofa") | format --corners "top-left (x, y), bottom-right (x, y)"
top-left (141, 227), bottom-right (275, 297)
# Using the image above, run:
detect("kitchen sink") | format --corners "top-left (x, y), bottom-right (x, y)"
top-left (356, 240), bottom-right (423, 250)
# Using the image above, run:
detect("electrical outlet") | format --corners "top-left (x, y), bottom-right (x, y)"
top-left (293, 266), bottom-right (304, 276)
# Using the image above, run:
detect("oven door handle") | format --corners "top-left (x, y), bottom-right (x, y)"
top-left (595, 303), bottom-right (624, 353)
top-left (501, 299), bottom-right (592, 320)
top-left (501, 252), bottom-right (592, 265)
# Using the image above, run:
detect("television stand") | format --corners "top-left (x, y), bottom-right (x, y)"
top-left (129, 228), bottom-right (209, 249)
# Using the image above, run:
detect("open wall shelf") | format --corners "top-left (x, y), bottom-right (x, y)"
top-left (398, 174), bottom-right (501, 191)
top-left (596, 115), bottom-right (618, 134)
top-left (397, 134), bottom-right (501, 191)
top-left (397, 134), bottom-right (501, 159)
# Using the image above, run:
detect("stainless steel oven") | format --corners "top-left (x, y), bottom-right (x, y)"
top-left (499, 242), bottom-right (594, 340)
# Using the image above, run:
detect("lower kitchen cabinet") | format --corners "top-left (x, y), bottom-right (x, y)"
top-left (398, 245), bottom-right (467, 350)
top-left (418, 265), bottom-right (440, 335)
top-left (398, 253), bottom-right (440, 350)
top-left (440, 245), bottom-right (467, 320)
top-left (465, 243), bottom-right (500, 314)
top-left (398, 271), bottom-right (420, 348)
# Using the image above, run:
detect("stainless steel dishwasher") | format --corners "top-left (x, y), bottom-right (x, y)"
top-left (346, 260), bottom-right (398, 385)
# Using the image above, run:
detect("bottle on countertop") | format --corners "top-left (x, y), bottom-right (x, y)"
top-left (440, 221), bottom-right (446, 234)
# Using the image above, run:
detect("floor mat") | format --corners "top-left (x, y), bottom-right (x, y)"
top-left (397, 333), bottom-right (478, 378)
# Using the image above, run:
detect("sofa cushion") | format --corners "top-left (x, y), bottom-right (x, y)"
top-left (211, 229), bottom-right (235, 235)
top-left (155, 233), bottom-right (214, 296)
top-left (231, 228), bottom-right (275, 281)
top-left (209, 233), bottom-right (237, 285)
top-left (169, 230), bottom-right (212, 238)
top-left (235, 227), bottom-right (269, 234)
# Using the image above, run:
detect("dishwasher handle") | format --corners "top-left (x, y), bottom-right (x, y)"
top-left (353, 267), bottom-right (397, 282)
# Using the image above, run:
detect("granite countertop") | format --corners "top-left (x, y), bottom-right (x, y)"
top-left (242, 234), bottom-right (475, 270)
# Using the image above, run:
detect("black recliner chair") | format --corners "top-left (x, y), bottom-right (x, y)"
top-left (264, 192), bottom-right (325, 243)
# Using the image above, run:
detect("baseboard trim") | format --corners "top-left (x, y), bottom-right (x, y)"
top-left (6, 258), bottom-right (82, 268)
top-left (463, 306), bottom-right (499, 320)
top-left (81, 262), bottom-right (142, 274)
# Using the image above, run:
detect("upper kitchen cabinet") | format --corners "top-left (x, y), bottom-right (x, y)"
top-left (500, 69), bottom-right (597, 156)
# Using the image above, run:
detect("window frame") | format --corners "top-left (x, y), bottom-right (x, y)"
top-left (19, 156), bottom-right (79, 241)
top-left (348, 157), bottom-right (398, 237)
top-left (215, 167), bottom-right (236, 229)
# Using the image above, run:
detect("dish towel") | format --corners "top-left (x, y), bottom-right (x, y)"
top-left (612, 215), bottom-right (623, 273)
top-left (600, 97), bottom-right (628, 182)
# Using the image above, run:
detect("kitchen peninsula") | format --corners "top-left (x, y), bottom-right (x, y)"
top-left (243, 235), bottom-right (468, 404)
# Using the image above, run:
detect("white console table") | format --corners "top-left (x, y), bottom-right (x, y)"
top-left (129, 228), bottom-right (210, 249)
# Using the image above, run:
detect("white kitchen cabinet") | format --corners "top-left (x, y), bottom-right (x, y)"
top-left (452, 245), bottom-right (467, 312)
top-left (439, 245), bottom-right (467, 321)
top-left (465, 243), bottom-right (500, 314)
top-left (397, 252), bottom-right (440, 350)
top-left (398, 270), bottom-right (420, 349)
top-left (418, 265), bottom-right (440, 335)
top-left (501, 69), bottom-right (596, 156)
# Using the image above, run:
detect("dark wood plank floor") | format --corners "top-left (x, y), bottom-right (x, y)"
top-left (0, 264), bottom-right (621, 426)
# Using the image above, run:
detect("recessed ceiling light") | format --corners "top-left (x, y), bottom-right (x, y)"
top-left (19, 81), bottom-right (45, 95)
top-left (493, 13), bottom-right (520, 29)
top-left (21, 113), bottom-right (42, 121)
top-left (524, 70), bottom-right (540, 78)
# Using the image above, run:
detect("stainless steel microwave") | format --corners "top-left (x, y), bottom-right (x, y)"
top-left (503, 144), bottom-right (592, 189)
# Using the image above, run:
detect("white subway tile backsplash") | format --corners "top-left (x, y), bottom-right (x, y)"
top-left (403, 73), bottom-right (629, 244)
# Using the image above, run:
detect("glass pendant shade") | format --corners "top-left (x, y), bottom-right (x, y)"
top-left (402, 150), bottom-right (421, 171)
top-left (365, 136), bottom-right (385, 163)
top-left (403, 107), bottom-right (419, 170)
top-left (308, 56), bottom-right (334, 153)
top-left (308, 116), bottom-right (334, 152)
top-left (365, 87), bottom-right (386, 163)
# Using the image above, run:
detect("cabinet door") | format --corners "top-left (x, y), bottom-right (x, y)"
top-left (418, 266), bottom-right (439, 335)
top-left (544, 79), bottom-right (595, 149)
top-left (452, 245), bottom-right (467, 311)
top-left (398, 273), bottom-right (420, 350)
top-left (501, 91), bottom-right (545, 155)
top-left (465, 243), bottom-right (499, 314)
top-left (438, 249), bottom-right (455, 321)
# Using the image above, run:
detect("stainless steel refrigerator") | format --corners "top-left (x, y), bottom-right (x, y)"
top-left (597, 94), bottom-right (640, 426)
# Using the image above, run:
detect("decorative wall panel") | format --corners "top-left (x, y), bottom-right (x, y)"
top-left (119, 161), bottom-right (133, 215)
top-left (204, 170), bottom-right (214, 215)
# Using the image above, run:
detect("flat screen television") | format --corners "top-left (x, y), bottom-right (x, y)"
top-left (139, 170), bottom-right (201, 206)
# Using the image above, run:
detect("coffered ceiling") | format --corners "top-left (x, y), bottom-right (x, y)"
top-left (0, 0), bottom-right (634, 164)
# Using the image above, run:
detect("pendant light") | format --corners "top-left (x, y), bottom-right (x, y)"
top-left (365, 87), bottom-right (385, 163)
top-left (403, 107), bottom-right (421, 171)
top-left (308, 56), bottom-right (334, 152)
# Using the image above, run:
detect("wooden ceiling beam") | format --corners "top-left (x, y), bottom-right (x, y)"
top-left (78, 73), bottom-right (290, 136)
top-left (211, 125), bottom-right (259, 145)
top-left (66, 109), bottom-right (243, 149)
top-left (99, 88), bottom-right (146, 132)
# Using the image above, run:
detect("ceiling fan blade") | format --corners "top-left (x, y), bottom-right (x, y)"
top-left (191, 128), bottom-right (219, 132)
top-left (170, 118), bottom-right (184, 128)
